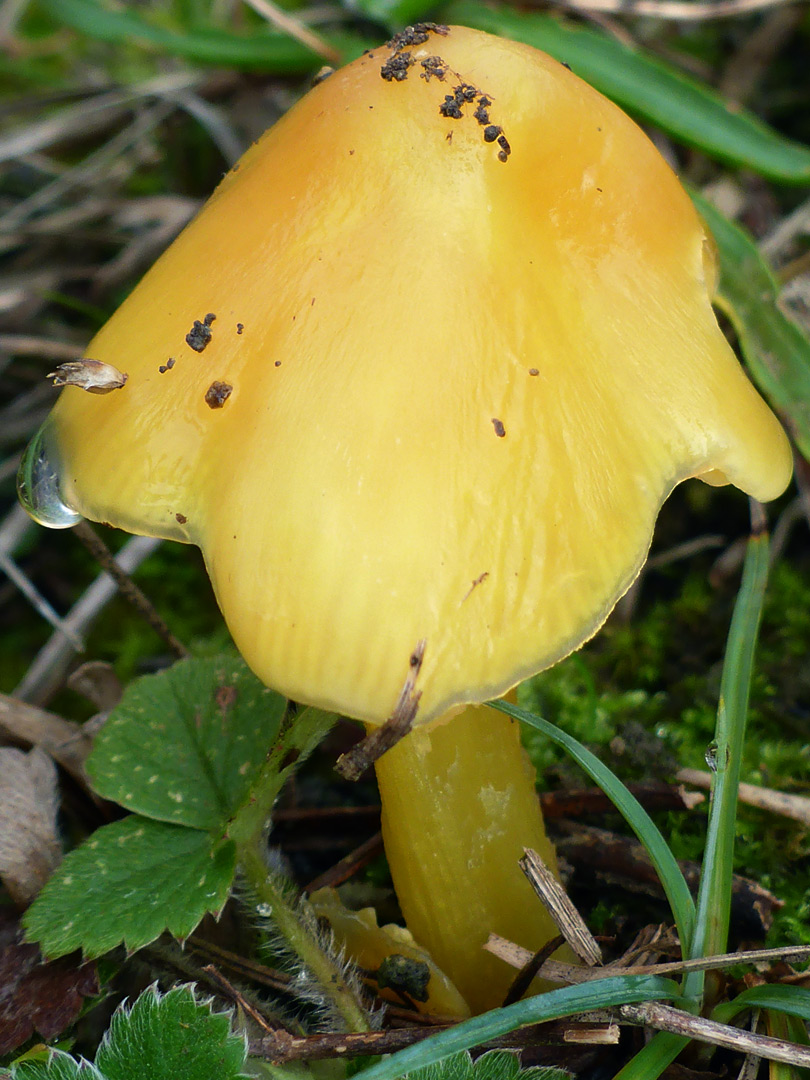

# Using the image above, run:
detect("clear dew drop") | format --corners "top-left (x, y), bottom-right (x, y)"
top-left (704, 740), bottom-right (719, 772)
top-left (17, 422), bottom-right (82, 529)
top-left (255, 902), bottom-right (273, 917)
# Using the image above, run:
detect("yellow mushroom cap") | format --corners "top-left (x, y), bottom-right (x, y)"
top-left (21, 25), bottom-right (791, 726)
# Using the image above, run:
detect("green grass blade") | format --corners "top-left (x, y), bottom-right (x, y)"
top-left (692, 192), bottom-right (810, 462)
top-left (38, 0), bottom-right (369, 72)
top-left (713, 985), bottom-right (810, 1025)
top-left (715, 985), bottom-right (810, 1078)
top-left (354, 976), bottom-right (679, 1080)
top-left (682, 514), bottom-right (770, 1005)
top-left (491, 700), bottom-right (695, 949)
top-left (610, 1031), bottom-right (688, 1080)
top-left (442, 1), bottom-right (810, 183)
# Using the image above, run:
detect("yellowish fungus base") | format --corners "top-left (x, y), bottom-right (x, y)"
top-left (374, 702), bottom-right (561, 1014)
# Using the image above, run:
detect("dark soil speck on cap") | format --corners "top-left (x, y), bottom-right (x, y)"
top-left (175, 513), bottom-right (187, 524)
top-left (420, 56), bottom-right (447, 81)
top-left (381, 51), bottom-right (414, 81)
top-left (473, 97), bottom-right (491, 125)
top-left (439, 95), bottom-right (463, 119)
top-left (205, 380), bottom-right (232, 408)
top-left (186, 313), bottom-right (216, 353)
top-left (387, 22), bottom-right (449, 49)
top-left (491, 418), bottom-right (506, 437)
top-left (236, 323), bottom-right (244, 335)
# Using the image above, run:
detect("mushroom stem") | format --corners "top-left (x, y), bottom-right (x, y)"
top-left (373, 701), bottom-right (561, 1014)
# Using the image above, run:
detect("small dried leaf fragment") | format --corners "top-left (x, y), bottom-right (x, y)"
top-left (0, 908), bottom-right (98, 1055)
top-left (48, 359), bottom-right (128, 394)
top-left (67, 660), bottom-right (123, 713)
top-left (0, 747), bottom-right (62, 905)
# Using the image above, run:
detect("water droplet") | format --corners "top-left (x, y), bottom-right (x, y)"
top-left (705, 741), bottom-right (718, 771)
top-left (256, 902), bottom-right (272, 917)
top-left (17, 422), bottom-right (81, 529)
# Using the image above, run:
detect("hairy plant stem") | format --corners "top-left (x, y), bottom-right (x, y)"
top-left (236, 838), bottom-right (373, 1034)
top-left (227, 722), bottom-right (371, 1035)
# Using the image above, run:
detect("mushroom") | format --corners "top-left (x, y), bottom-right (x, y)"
top-left (18, 25), bottom-right (792, 1013)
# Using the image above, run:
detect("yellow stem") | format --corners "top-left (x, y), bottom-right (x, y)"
top-left (374, 701), bottom-right (562, 1014)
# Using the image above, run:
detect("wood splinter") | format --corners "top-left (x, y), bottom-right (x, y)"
top-left (335, 640), bottom-right (426, 780)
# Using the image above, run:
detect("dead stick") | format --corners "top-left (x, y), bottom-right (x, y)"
top-left (487, 934), bottom-right (810, 981)
top-left (336, 641), bottom-right (425, 779)
top-left (619, 1001), bottom-right (810, 1066)
top-left (304, 830), bottom-right (383, 893)
top-left (251, 1017), bottom-right (629, 1063)
top-left (72, 521), bottom-right (188, 659)
top-left (520, 847), bottom-right (602, 966)
top-left (502, 934), bottom-right (565, 1007)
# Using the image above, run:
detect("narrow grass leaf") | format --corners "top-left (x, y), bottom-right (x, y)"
top-left (609, 1031), bottom-right (688, 1080)
top-left (351, 0), bottom-right (437, 29)
top-left (713, 985), bottom-right (810, 1025)
top-left (37, 0), bottom-right (368, 72)
top-left (692, 193), bottom-right (810, 462)
top-left (491, 699), bottom-right (695, 948)
top-left (442, 1), bottom-right (810, 183)
top-left (683, 520), bottom-right (770, 1005)
top-left (354, 976), bottom-right (679, 1080)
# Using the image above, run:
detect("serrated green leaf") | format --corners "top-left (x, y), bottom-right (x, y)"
top-left (402, 1051), bottom-right (568, 1080)
top-left (474, 1052), bottom-right (566, 1080)
top-left (23, 817), bottom-right (235, 958)
top-left (442, 2), bottom-right (810, 183)
top-left (8, 987), bottom-right (247, 1080)
top-left (88, 656), bottom-right (287, 830)
top-left (10, 1051), bottom-right (104, 1080)
top-left (96, 985), bottom-right (247, 1080)
top-left (691, 192), bottom-right (810, 462)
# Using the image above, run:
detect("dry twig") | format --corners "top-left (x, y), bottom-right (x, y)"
top-left (486, 934), bottom-right (810, 982)
top-left (71, 522), bottom-right (188, 661)
top-left (240, 0), bottom-right (340, 63)
top-left (304, 830), bottom-right (383, 893)
top-left (0, 693), bottom-right (92, 785)
top-left (336, 641), bottom-right (425, 779)
top-left (538, 0), bottom-right (800, 20)
top-left (15, 534), bottom-right (162, 704)
top-left (677, 768), bottom-right (810, 826)
top-left (520, 848), bottom-right (603, 966)
top-left (619, 1001), bottom-right (810, 1066)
